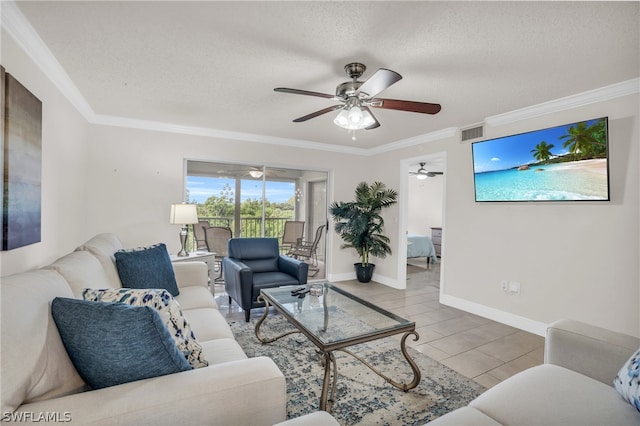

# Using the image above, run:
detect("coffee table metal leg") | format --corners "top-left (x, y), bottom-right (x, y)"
top-left (255, 295), bottom-right (300, 344)
top-left (320, 351), bottom-right (337, 412)
top-left (254, 295), bottom-right (271, 343)
top-left (337, 331), bottom-right (421, 392)
top-left (398, 331), bottom-right (422, 391)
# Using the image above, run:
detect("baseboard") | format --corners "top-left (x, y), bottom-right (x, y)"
top-left (327, 272), bottom-right (404, 289)
top-left (440, 294), bottom-right (548, 336)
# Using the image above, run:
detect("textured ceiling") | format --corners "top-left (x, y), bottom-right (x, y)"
top-left (9, 1), bottom-right (640, 153)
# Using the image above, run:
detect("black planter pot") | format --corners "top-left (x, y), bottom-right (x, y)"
top-left (354, 263), bottom-right (375, 283)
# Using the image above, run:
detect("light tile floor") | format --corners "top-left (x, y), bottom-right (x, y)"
top-left (213, 259), bottom-right (545, 389)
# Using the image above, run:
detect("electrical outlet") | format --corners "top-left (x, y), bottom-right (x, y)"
top-left (508, 281), bottom-right (521, 294)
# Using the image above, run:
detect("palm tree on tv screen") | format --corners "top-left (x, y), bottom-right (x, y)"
top-left (531, 141), bottom-right (555, 162)
top-left (560, 118), bottom-right (607, 160)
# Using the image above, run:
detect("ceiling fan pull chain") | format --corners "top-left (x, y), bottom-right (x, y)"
top-left (351, 129), bottom-right (357, 141)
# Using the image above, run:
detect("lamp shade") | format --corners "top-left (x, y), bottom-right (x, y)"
top-left (169, 203), bottom-right (198, 225)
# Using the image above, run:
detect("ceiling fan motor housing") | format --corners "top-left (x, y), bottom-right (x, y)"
top-left (344, 62), bottom-right (366, 79)
top-left (335, 81), bottom-right (363, 98)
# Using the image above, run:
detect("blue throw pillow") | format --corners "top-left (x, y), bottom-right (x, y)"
top-left (114, 243), bottom-right (180, 296)
top-left (51, 297), bottom-right (191, 390)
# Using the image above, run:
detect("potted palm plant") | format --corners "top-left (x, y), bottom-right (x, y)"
top-left (330, 181), bottom-right (398, 283)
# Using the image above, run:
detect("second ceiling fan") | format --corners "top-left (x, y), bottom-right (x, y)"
top-left (274, 62), bottom-right (441, 135)
top-left (410, 162), bottom-right (444, 179)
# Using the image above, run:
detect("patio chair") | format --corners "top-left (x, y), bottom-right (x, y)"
top-left (193, 220), bottom-right (210, 250)
top-left (280, 220), bottom-right (304, 253)
top-left (287, 224), bottom-right (325, 276)
top-left (204, 226), bottom-right (232, 281)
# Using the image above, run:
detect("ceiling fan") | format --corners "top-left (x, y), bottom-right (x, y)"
top-left (274, 62), bottom-right (441, 137)
top-left (409, 162), bottom-right (443, 179)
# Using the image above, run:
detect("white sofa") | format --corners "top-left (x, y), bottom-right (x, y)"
top-left (1, 233), bottom-right (287, 425)
top-left (429, 319), bottom-right (640, 425)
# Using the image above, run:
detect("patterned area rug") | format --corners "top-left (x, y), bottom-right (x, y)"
top-left (229, 314), bottom-right (485, 425)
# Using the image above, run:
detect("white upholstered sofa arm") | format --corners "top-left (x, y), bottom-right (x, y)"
top-left (172, 261), bottom-right (208, 289)
top-left (14, 357), bottom-right (286, 425)
top-left (545, 319), bottom-right (640, 386)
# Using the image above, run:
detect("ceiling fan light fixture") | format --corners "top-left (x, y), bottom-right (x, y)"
top-left (333, 105), bottom-right (375, 130)
top-left (348, 106), bottom-right (363, 124)
top-left (249, 170), bottom-right (263, 178)
top-left (416, 173), bottom-right (428, 180)
top-left (333, 109), bottom-right (350, 127)
top-left (361, 109), bottom-right (375, 127)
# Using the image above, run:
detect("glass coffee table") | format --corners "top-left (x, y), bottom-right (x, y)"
top-left (256, 282), bottom-right (421, 412)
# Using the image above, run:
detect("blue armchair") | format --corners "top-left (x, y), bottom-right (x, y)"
top-left (223, 238), bottom-right (309, 321)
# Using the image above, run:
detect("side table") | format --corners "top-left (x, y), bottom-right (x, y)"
top-left (170, 251), bottom-right (216, 285)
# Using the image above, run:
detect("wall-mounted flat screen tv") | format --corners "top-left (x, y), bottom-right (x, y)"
top-left (472, 117), bottom-right (610, 202)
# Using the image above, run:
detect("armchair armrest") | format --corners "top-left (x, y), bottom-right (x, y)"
top-left (172, 261), bottom-right (208, 289)
top-left (545, 319), bottom-right (639, 386)
top-left (15, 357), bottom-right (286, 425)
top-left (278, 255), bottom-right (309, 284)
top-left (222, 257), bottom-right (254, 308)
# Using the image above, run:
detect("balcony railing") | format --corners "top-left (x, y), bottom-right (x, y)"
top-left (193, 216), bottom-right (293, 245)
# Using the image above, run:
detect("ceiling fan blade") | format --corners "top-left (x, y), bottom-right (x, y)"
top-left (373, 98), bottom-right (441, 115)
top-left (361, 106), bottom-right (380, 130)
top-left (355, 68), bottom-right (402, 98)
top-left (274, 87), bottom-right (336, 99)
top-left (428, 172), bottom-right (444, 176)
top-left (292, 105), bottom-right (344, 122)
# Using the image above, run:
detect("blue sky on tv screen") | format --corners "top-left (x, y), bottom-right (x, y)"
top-left (187, 176), bottom-right (294, 204)
top-left (472, 119), bottom-right (602, 173)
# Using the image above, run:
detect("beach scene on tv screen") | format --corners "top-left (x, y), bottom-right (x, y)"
top-left (473, 117), bottom-right (609, 201)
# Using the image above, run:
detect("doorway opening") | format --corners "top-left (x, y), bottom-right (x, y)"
top-left (398, 153), bottom-right (446, 289)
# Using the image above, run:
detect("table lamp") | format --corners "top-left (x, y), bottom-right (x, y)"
top-left (169, 203), bottom-right (198, 257)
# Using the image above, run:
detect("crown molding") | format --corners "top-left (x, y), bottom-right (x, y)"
top-left (4, 0), bottom-right (638, 156)
top-left (485, 78), bottom-right (640, 127)
top-left (1, 0), bottom-right (96, 121)
top-left (92, 114), bottom-right (369, 155)
top-left (368, 127), bottom-right (458, 156)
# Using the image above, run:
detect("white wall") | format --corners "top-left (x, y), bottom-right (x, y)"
top-left (1, 25), bottom-right (637, 338)
top-left (368, 94), bottom-right (639, 337)
top-left (81, 124), bottom-right (372, 284)
top-left (0, 32), bottom-right (89, 276)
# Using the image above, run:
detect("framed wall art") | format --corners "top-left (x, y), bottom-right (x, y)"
top-left (2, 66), bottom-right (43, 250)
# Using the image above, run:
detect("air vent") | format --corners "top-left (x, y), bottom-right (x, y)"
top-left (460, 124), bottom-right (484, 142)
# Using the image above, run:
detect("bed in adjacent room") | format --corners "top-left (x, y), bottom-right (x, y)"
top-left (407, 234), bottom-right (438, 264)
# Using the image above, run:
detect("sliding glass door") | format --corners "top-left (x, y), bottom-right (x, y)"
top-left (186, 160), bottom-right (328, 279)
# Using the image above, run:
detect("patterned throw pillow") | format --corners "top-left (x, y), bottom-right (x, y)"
top-left (114, 243), bottom-right (180, 296)
top-left (614, 347), bottom-right (640, 413)
top-left (83, 288), bottom-right (208, 368)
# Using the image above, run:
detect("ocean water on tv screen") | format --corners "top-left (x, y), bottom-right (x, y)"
top-left (474, 160), bottom-right (608, 201)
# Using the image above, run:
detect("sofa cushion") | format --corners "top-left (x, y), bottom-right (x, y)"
top-left (82, 288), bottom-right (208, 368)
top-left (427, 407), bottom-right (502, 425)
top-left (1, 270), bottom-right (86, 414)
top-left (51, 297), bottom-right (191, 390)
top-left (199, 338), bottom-right (248, 366)
top-left (114, 243), bottom-right (180, 296)
top-left (182, 308), bottom-right (235, 341)
top-left (46, 250), bottom-right (118, 298)
top-left (470, 364), bottom-right (640, 425)
top-left (75, 233), bottom-right (124, 287)
top-left (614, 347), bottom-right (640, 413)
top-left (175, 285), bottom-right (218, 310)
